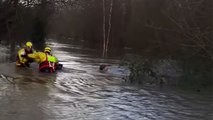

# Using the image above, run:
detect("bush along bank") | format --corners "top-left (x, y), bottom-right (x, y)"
top-left (120, 54), bottom-right (212, 92)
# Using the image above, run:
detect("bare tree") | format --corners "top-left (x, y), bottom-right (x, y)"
top-left (102, 0), bottom-right (106, 58)
top-left (105, 0), bottom-right (113, 57)
top-left (102, 0), bottom-right (113, 58)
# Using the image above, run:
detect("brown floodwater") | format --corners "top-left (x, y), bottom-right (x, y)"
top-left (0, 40), bottom-right (212, 120)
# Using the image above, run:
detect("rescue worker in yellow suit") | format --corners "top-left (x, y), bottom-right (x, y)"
top-left (27, 47), bottom-right (62, 73)
top-left (16, 41), bottom-right (35, 67)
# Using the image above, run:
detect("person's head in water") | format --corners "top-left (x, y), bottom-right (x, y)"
top-left (44, 47), bottom-right (51, 54)
top-left (25, 41), bottom-right (33, 52)
top-left (99, 64), bottom-right (108, 71)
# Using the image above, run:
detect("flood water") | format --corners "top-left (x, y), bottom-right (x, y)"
top-left (0, 40), bottom-right (212, 120)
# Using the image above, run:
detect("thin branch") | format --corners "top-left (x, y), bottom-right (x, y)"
top-left (162, 11), bottom-right (183, 30)
top-left (145, 24), bottom-right (180, 32)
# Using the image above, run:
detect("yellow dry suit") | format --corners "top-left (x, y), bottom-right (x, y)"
top-left (27, 52), bottom-right (58, 72)
top-left (16, 48), bottom-right (34, 67)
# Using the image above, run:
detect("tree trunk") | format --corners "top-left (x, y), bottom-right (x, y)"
top-left (105, 0), bottom-right (113, 58)
top-left (102, 0), bottom-right (106, 58)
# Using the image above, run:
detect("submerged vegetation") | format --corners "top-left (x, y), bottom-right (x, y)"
top-left (178, 58), bottom-right (212, 92)
top-left (120, 54), bottom-right (212, 92)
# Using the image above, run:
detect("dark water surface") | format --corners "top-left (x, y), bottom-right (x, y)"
top-left (0, 40), bottom-right (212, 120)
